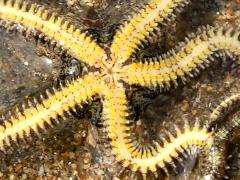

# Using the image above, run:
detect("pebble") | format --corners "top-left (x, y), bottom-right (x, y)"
top-left (38, 166), bottom-right (45, 176)
top-left (206, 86), bottom-right (214, 93)
top-left (83, 152), bottom-right (92, 169)
top-left (86, 126), bottom-right (97, 148)
top-left (9, 174), bottom-right (15, 180)
top-left (69, 152), bottom-right (76, 160)
top-left (21, 174), bottom-right (27, 180)
top-left (181, 100), bottom-right (190, 112)
top-left (192, 110), bottom-right (198, 116)
top-left (71, 163), bottom-right (77, 170)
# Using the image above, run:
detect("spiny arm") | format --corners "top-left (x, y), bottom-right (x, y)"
top-left (110, 0), bottom-right (189, 65)
top-left (210, 93), bottom-right (240, 140)
top-left (101, 83), bottom-right (212, 175)
top-left (0, 0), bottom-right (106, 67)
top-left (121, 25), bottom-right (240, 88)
top-left (200, 94), bottom-right (240, 179)
top-left (211, 97), bottom-right (240, 179)
top-left (210, 93), bottom-right (240, 123)
top-left (0, 74), bottom-right (103, 150)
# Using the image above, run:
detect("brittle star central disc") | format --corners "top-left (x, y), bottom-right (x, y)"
top-left (100, 60), bottom-right (125, 84)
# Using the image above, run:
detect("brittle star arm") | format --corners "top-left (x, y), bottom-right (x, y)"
top-left (121, 25), bottom-right (240, 88)
top-left (101, 82), bottom-right (213, 175)
top-left (110, 0), bottom-right (189, 65)
top-left (0, 0), bottom-right (106, 67)
top-left (0, 74), bottom-right (103, 151)
top-left (210, 93), bottom-right (240, 124)
top-left (199, 94), bottom-right (240, 179)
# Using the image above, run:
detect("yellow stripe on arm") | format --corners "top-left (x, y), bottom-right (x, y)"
top-left (211, 94), bottom-right (240, 141)
top-left (121, 26), bottom-right (240, 88)
top-left (210, 93), bottom-right (240, 123)
top-left (0, 74), bottom-right (103, 150)
top-left (101, 83), bottom-right (212, 175)
top-left (0, 0), bottom-right (106, 67)
top-left (110, 0), bottom-right (189, 65)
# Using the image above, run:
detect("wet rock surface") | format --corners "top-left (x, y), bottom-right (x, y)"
top-left (0, 30), bottom-right (61, 111)
top-left (0, 0), bottom-right (239, 179)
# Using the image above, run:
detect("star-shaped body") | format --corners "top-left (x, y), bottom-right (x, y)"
top-left (0, 0), bottom-right (239, 178)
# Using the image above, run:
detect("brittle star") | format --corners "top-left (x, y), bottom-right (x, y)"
top-left (0, 0), bottom-right (240, 178)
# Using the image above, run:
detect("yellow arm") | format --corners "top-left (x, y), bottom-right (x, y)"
top-left (0, 74), bottom-right (103, 150)
top-left (210, 93), bottom-right (240, 123)
top-left (110, 0), bottom-right (189, 65)
top-left (101, 83), bottom-right (212, 174)
top-left (0, 0), bottom-right (106, 67)
top-left (121, 26), bottom-right (240, 88)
